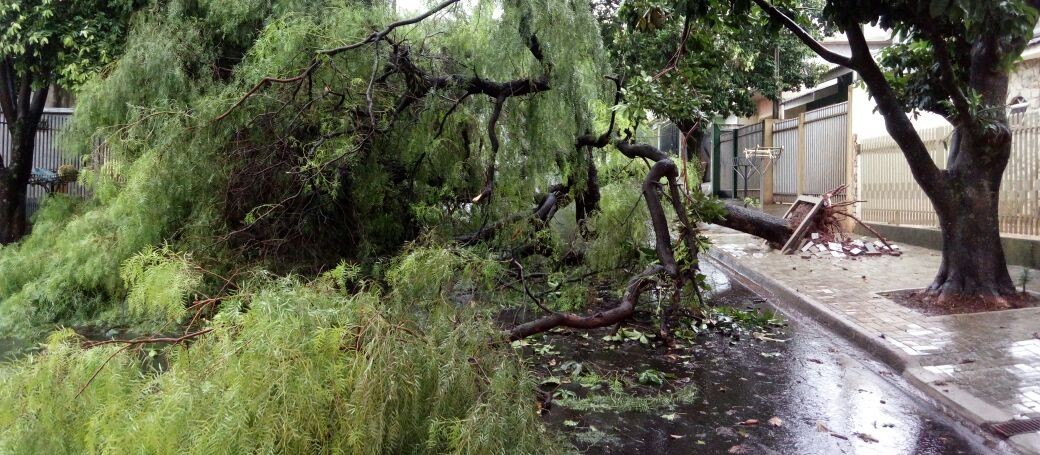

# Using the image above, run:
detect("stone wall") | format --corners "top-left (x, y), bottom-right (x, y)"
top-left (1008, 58), bottom-right (1040, 112)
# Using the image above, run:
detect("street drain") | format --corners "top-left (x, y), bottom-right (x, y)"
top-left (988, 418), bottom-right (1040, 438)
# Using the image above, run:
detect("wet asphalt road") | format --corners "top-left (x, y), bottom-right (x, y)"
top-left (534, 260), bottom-right (999, 454)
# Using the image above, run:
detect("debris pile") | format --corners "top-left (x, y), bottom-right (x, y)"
top-left (780, 185), bottom-right (902, 260)
top-left (795, 232), bottom-right (901, 259)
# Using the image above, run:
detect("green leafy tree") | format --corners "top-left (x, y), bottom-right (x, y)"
top-left (750, 0), bottom-right (1040, 302)
top-left (0, 0), bottom-right (142, 244)
top-left (603, 0), bottom-right (822, 159)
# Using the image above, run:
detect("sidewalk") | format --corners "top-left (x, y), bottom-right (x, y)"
top-left (704, 224), bottom-right (1040, 454)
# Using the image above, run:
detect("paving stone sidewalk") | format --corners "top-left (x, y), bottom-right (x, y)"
top-left (704, 225), bottom-right (1040, 454)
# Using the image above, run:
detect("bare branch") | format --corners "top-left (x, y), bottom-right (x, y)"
top-left (316, 0), bottom-right (462, 56)
top-left (507, 265), bottom-right (664, 340)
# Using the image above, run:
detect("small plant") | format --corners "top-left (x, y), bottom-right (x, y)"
top-left (602, 327), bottom-right (655, 344)
top-left (742, 196), bottom-right (760, 208)
top-left (56, 164), bottom-right (79, 183)
top-left (533, 341), bottom-right (560, 356)
top-left (636, 368), bottom-right (665, 386)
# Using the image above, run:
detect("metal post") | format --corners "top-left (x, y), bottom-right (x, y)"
top-left (732, 128), bottom-right (739, 197)
top-left (761, 119), bottom-right (775, 205)
top-left (796, 113), bottom-right (806, 196)
top-left (712, 124), bottom-right (721, 195)
top-left (843, 85), bottom-right (858, 231)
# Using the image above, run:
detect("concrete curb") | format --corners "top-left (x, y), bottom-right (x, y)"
top-left (707, 246), bottom-right (1039, 455)
top-left (707, 247), bottom-right (914, 371)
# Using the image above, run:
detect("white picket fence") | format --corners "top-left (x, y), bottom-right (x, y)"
top-left (859, 112), bottom-right (1040, 237)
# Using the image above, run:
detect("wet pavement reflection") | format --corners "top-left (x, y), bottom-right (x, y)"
top-left (534, 261), bottom-right (989, 454)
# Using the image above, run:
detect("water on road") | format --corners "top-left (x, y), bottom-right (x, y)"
top-left (530, 260), bottom-right (994, 454)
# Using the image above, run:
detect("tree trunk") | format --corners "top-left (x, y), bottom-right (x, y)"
top-left (928, 151), bottom-right (1016, 302)
top-left (575, 147), bottom-right (600, 229)
top-left (0, 127), bottom-right (35, 244)
top-left (717, 202), bottom-right (792, 246)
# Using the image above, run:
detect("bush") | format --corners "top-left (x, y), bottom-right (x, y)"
top-left (0, 276), bottom-right (559, 454)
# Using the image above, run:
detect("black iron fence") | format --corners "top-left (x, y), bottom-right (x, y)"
top-left (0, 108), bottom-right (97, 217)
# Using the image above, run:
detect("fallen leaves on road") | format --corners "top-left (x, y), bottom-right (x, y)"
top-left (816, 421), bottom-right (849, 440)
top-left (738, 419), bottom-right (759, 426)
top-left (854, 432), bottom-right (879, 443)
top-left (768, 416), bottom-right (783, 426)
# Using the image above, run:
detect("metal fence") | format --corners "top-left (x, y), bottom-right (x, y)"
top-left (715, 122), bottom-right (765, 198)
top-left (718, 128), bottom-right (736, 195)
top-left (803, 102), bottom-right (848, 196)
top-left (771, 118), bottom-right (799, 199)
top-left (860, 111), bottom-right (1040, 236)
top-left (715, 103), bottom-right (850, 203)
top-left (0, 108), bottom-right (92, 216)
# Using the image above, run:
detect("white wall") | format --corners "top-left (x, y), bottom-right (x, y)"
top-left (850, 84), bottom-right (951, 141)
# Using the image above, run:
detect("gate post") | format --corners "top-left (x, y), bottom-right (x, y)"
top-left (761, 119), bottom-right (775, 205)
top-left (796, 113), bottom-right (806, 196)
top-left (711, 124), bottom-right (721, 196)
top-left (843, 86), bottom-right (858, 231)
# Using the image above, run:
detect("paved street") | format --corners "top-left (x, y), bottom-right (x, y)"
top-left (705, 224), bottom-right (1040, 454)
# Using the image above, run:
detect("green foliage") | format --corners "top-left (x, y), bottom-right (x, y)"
top-left (120, 246), bottom-right (201, 325)
top-left (604, 0), bottom-right (823, 127)
top-left (0, 0), bottom-right (612, 334)
top-left (0, 0), bottom-right (143, 89)
top-left (584, 182), bottom-right (649, 271)
top-left (0, 277), bottom-right (559, 454)
top-left (636, 368), bottom-right (666, 385)
top-left (556, 384), bottom-right (696, 413)
top-left (602, 327), bottom-right (656, 345)
top-left (386, 245), bottom-right (504, 305)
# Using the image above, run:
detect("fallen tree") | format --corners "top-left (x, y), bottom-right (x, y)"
top-left (717, 203), bottom-right (793, 246)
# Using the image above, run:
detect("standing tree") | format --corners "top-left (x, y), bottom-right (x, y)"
top-left (606, 0), bottom-right (821, 162)
top-left (0, 0), bottom-right (141, 244)
top-left (745, 0), bottom-right (1040, 304)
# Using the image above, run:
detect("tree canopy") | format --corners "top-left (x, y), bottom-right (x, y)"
top-left (603, 0), bottom-right (822, 130)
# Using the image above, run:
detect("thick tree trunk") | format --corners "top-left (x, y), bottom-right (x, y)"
top-left (928, 165), bottom-right (1016, 302)
top-left (718, 202), bottom-right (792, 246)
top-left (0, 130), bottom-right (35, 244)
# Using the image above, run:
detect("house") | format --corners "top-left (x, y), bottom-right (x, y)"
top-left (733, 23), bottom-right (1040, 137)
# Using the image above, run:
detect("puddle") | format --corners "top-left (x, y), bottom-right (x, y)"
top-left (525, 261), bottom-right (984, 454)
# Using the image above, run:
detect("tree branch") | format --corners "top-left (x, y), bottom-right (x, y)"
top-left (15, 69), bottom-right (31, 121)
top-left (843, 23), bottom-right (943, 196)
top-left (472, 94), bottom-right (507, 204)
top-left (506, 264), bottom-right (664, 340)
top-left (27, 85), bottom-right (49, 125)
top-left (0, 58), bottom-right (16, 125)
top-left (316, 0), bottom-right (462, 56)
top-left (748, 0), bottom-right (854, 68)
top-left (923, 25), bottom-right (972, 125)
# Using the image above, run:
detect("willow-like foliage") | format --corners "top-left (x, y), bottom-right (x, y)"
top-left (0, 0), bottom-right (613, 335)
top-left (0, 0), bottom-right (636, 451)
top-left (0, 275), bottom-right (558, 454)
